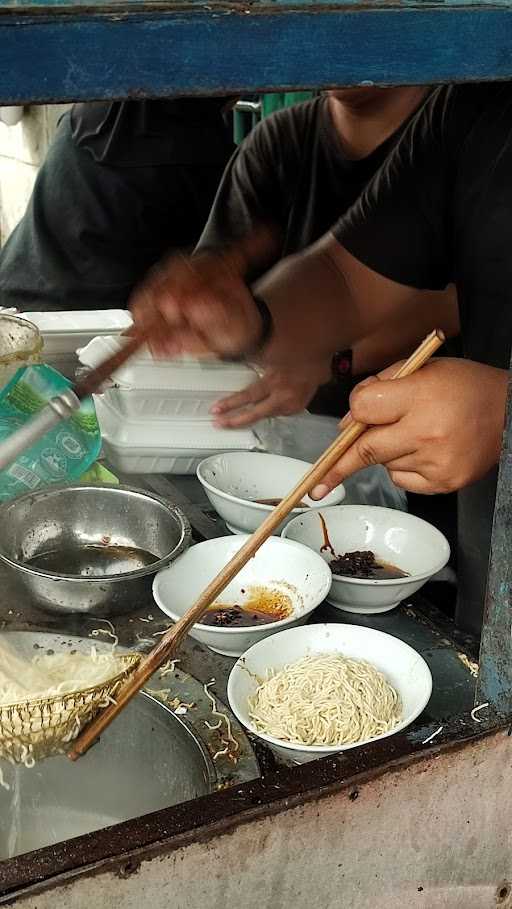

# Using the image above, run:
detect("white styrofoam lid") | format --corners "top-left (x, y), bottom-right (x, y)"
top-left (95, 396), bottom-right (260, 451)
top-left (79, 336), bottom-right (255, 391)
top-left (25, 310), bottom-right (133, 335)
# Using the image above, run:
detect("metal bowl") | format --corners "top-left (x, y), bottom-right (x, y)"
top-left (0, 483), bottom-right (191, 616)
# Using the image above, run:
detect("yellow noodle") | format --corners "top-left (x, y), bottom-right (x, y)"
top-left (0, 643), bottom-right (127, 706)
top-left (248, 653), bottom-right (401, 747)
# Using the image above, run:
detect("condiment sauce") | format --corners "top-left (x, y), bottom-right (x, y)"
top-left (317, 514), bottom-right (408, 580)
top-left (26, 545), bottom-right (159, 577)
top-left (319, 513), bottom-right (336, 557)
top-left (200, 585), bottom-right (293, 627)
top-left (329, 550), bottom-right (408, 580)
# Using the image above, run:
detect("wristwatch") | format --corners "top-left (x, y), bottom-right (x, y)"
top-left (331, 349), bottom-right (353, 382)
top-left (221, 294), bottom-right (274, 362)
top-left (246, 295), bottom-right (274, 356)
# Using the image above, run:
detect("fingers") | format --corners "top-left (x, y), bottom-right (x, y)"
top-left (214, 396), bottom-right (280, 429)
top-left (310, 423), bottom-right (417, 499)
top-left (388, 471), bottom-right (437, 494)
top-left (211, 370), bottom-right (317, 428)
top-left (211, 380), bottom-right (269, 417)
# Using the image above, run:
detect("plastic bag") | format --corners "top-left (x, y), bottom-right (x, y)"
top-left (258, 412), bottom-right (407, 512)
top-left (0, 364), bottom-right (101, 501)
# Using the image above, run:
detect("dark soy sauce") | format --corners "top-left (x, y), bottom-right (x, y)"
top-left (329, 550), bottom-right (409, 581)
top-left (26, 545), bottom-right (159, 577)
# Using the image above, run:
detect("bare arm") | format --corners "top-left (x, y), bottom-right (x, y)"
top-left (351, 284), bottom-right (459, 375)
top-left (254, 234), bottom-right (433, 367)
top-left (130, 230), bottom-right (451, 365)
top-left (212, 284), bottom-right (459, 428)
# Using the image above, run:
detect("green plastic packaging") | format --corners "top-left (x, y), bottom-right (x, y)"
top-left (0, 364), bottom-right (102, 501)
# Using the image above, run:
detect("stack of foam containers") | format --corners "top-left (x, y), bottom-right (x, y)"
top-left (77, 335), bottom-right (262, 475)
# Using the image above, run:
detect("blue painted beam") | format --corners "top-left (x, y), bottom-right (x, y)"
top-left (1, 5), bottom-right (512, 104)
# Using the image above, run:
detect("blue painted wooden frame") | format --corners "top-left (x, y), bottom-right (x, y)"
top-left (1, 4), bottom-right (512, 104)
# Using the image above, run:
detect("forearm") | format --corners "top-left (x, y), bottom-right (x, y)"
top-left (254, 233), bottom-right (417, 367)
top-left (352, 285), bottom-right (460, 374)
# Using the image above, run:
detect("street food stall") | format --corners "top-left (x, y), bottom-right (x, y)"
top-left (0, 2), bottom-right (511, 907)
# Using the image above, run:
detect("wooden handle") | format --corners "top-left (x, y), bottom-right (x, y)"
top-left (68, 329), bottom-right (444, 760)
top-left (74, 329), bottom-right (152, 400)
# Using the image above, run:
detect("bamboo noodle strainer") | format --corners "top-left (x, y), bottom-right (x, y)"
top-left (0, 653), bottom-right (139, 764)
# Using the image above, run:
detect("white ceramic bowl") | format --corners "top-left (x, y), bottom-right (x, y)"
top-left (227, 623), bottom-right (432, 763)
top-left (152, 535), bottom-right (332, 657)
top-left (282, 505), bottom-right (450, 615)
top-left (197, 451), bottom-right (345, 535)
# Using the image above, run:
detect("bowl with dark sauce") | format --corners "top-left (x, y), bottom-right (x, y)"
top-left (153, 534), bottom-right (332, 656)
top-left (282, 505), bottom-right (450, 615)
top-left (197, 451), bottom-right (345, 536)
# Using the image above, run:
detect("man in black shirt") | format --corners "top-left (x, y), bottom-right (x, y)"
top-left (199, 87), bottom-right (458, 428)
top-left (130, 82), bottom-right (511, 636)
top-left (0, 98), bottom-right (236, 311)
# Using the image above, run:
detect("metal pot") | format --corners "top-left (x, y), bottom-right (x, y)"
top-left (0, 483), bottom-right (191, 616)
top-left (0, 692), bottom-right (215, 860)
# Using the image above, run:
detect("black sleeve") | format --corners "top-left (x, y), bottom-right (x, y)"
top-left (0, 110), bottom-right (228, 312)
top-left (333, 84), bottom-right (489, 291)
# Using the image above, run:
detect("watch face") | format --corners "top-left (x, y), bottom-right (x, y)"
top-left (333, 350), bottom-right (352, 378)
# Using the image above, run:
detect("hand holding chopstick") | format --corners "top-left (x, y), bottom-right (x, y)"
top-left (68, 329), bottom-right (444, 761)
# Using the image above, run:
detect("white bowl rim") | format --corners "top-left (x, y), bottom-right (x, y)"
top-left (282, 504), bottom-right (451, 587)
top-left (152, 535), bottom-right (332, 635)
top-left (227, 622), bottom-right (433, 753)
top-left (196, 452), bottom-right (344, 514)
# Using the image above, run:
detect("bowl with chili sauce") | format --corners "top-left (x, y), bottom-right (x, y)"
top-left (152, 535), bottom-right (332, 656)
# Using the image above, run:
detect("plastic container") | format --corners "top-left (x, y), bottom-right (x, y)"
top-left (25, 310), bottom-right (133, 356)
top-left (23, 311), bottom-right (132, 381)
top-left (0, 364), bottom-right (101, 500)
top-left (101, 385), bottom-right (237, 420)
top-left (78, 335), bottom-right (255, 399)
top-left (95, 396), bottom-right (261, 475)
top-left (0, 314), bottom-right (43, 390)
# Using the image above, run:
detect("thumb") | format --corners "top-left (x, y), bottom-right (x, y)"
top-left (338, 375), bottom-right (379, 431)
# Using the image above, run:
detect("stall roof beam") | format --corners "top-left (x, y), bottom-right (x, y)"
top-left (2, 3), bottom-right (512, 104)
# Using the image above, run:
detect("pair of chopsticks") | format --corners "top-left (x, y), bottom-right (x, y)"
top-left (68, 328), bottom-right (444, 761)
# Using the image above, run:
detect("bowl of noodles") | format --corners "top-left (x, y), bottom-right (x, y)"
top-left (227, 623), bottom-right (432, 763)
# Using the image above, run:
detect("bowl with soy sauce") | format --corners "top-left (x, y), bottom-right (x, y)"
top-left (282, 505), bottom-right (450, 615)
top-left (152, 534), bottom-right (332, 656)
top-left (197, 451), bottom-right (345, 536)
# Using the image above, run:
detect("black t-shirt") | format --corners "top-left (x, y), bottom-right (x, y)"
top-left (200, 95), bottom-right (416, 270)
top-left (334, 82), bottom-right (512, 635)
top-left (200, 95), bottom-right (436, 416)
top-left (0, 100), bottom-right (235, 311)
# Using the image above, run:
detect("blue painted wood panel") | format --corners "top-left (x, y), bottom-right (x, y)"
top-left (1, 5), bottom-right (512, 104)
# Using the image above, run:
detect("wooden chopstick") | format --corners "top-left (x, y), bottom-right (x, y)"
top-left (74, 325), bottom-right (156, 400)
top-left (68, 328), bottom-right (444, 761)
